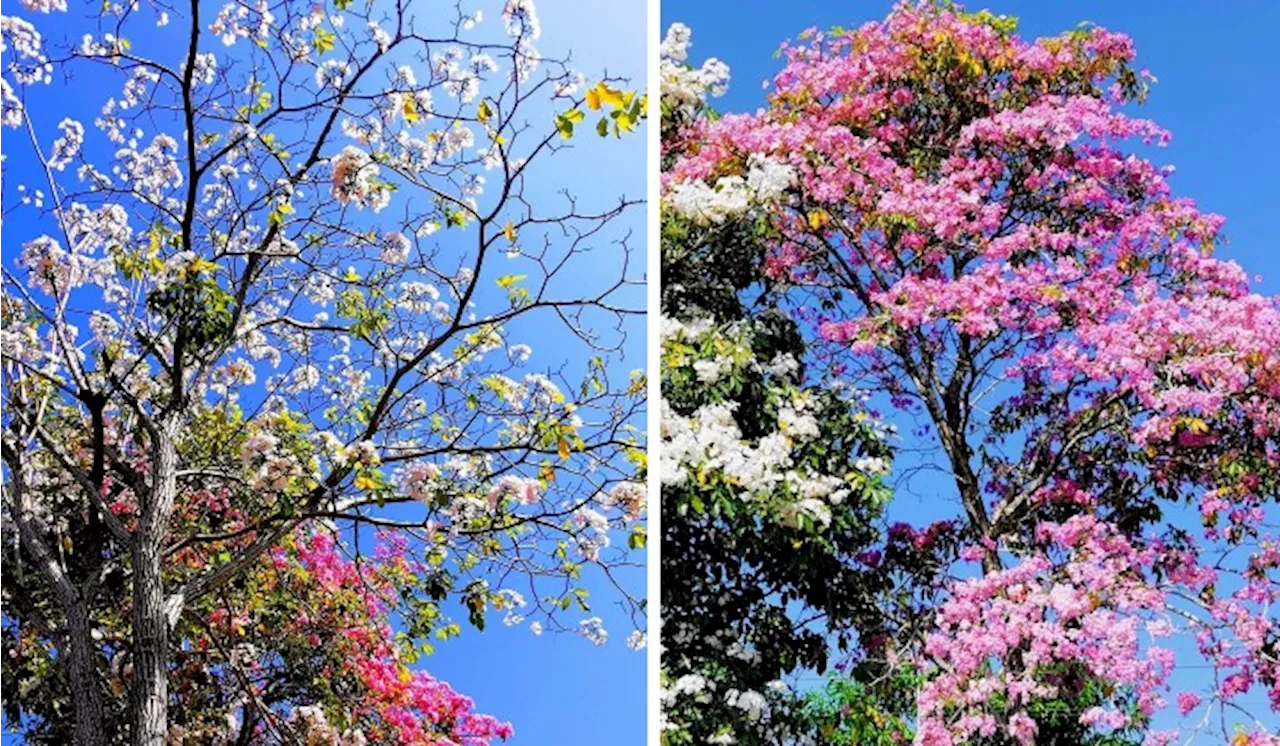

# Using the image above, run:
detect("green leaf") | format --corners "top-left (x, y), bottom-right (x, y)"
top-left (554, 108), bottom-right (585, 139)
top-left (313, 26), bottom-right (336, 54)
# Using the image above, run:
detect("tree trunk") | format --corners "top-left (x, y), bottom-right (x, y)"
top-left (4, 443), bottom-right (108, 745)
top-left (65, 601), bottom-right (108, 746)
top-left (131, 536), bottom-right (169, 745)
top-left (130, 424), bottom-right (178, 746)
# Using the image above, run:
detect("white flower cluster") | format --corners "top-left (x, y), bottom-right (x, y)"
top-left (18, 0), bottom-right (67, 14)
top-left (329, 145), bottom-right (390, 212)
top-left (725, 688), bottom-right (769, 721)
top-left (394, 280), bottom-right (448, 318)
top-left (367, 20), bottom-right (391, 52)
top-left (578, 616), bottom-right (608, 646)
top-left (16, 203), bottom-right (129, 301)
top-left (497, 588), bottom-right (529, 627)
top-left (238, 430), bottom-right (306, 499)
top-left (661, 398), bottom-right (840, 529)
top-left (396, 461), bottom-right (442, 502)
top-left (379, 231), bottom-right (411, 264)
top-left (666, 153), bottom-right (796, 225)
top-left (660, 23), bottom-right (729, 117)
top-left (663, 665), bottom-right (791, 744)
top-left (384, 86), bottom-right (435, 127)
top-left (287, 705), bottom-right (367, 746)
top-left (210, 0), bottom-right (274, 47)
top-left (432, 46), bottom-right (491, 103)
top-left (315, 58), bottom-right (349, 90)
top-left (288, 364), bottom-right (322, 393)
top-left (18, 234), bottom-right (116, 297)
top-left (663, 316), bottom-right (756, 385)
top-left (572, 506), bottom-right (610, 561)
top-left (0, 14), bottom-right (49, 127)
top-left (501, 0), bottom-right (541, 81)
top-left (693, 355), bottom-right (734, 384)
top-left (486, 474), bottom-right (540, 508)
top-left (626, 630), bottom-right (647, 651)
top-left (47, 118), bottom-right (84, 170)
top-left (115, 134), bottom-right (184, 203)
top-left (661, 317), bottom-right (885, 530)
top-left (2, 78), bottom-right (22, 128)
top-left (1, 309), bottom-right (43, 372)
top-left (665, 672), bottom-right (711, 703)
top-left (189, 52), bottom-right (218, 85)
top-left (600, 480), bottom-right (646, 523)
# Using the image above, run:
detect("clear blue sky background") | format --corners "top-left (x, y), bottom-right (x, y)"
top-left (420, 2), bottom-right (649, 744)
top-left (1, 0), bottom-right (646, 744)
top-left (662, 0), bottom-right (1279, 736)
top-left (409, 2), bottom-right (649, 744)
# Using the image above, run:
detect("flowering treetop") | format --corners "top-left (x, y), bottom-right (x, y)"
top-left (659, 23), bottom-right (905, 746)
top-left (1, 0), bottom-right (646, 743)
top-left (663, 4), bottom-right (1277, 744)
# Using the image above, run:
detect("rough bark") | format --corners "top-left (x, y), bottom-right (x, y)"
top-left (129, 423), bottom-right (178, 746)
top-left (65, 600), bottom-right (109, 746)
top-left (3, 442), bottom-right (107, 746)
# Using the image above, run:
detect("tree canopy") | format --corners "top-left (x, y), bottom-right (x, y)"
top-left (1, 1), bottom-right (647, 743)
top-left (660, 4), bottom-right (1278, 745)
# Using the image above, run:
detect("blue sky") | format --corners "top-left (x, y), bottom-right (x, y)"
top-left (423, 4), bottom-right (649, 744)
top-left (1, 0), bottom-right (646, 743)
top-left (662, 0), bottom-right (1279, 735)
top-left (407, 2), bottom-right (648, 744)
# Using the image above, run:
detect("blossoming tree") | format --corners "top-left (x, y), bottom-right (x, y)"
top-left (1, 1), bottom-right (646, 743)
top-left (663, 4), bottom-right (1277, 745)
top-left (659, 24), bottom-right (904, 746)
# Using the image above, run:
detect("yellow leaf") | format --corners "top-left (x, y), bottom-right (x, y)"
top-left (807, 209), bottom-right (830, 231)
top-left (503, 220), bottom-right (516, 242)
top-left (557, 438), bottom-right (571, 460)
top-left (354, 475), bottom-right (378, 490)
top-left (585, 86), bottom-right (601, 111)
top-left (594, 82), bottom-right (625, 109)
top-left (188, 258), bottom-right (219, 274)
top-left (1183, 417), bottom-right (1210, 435)
top-left (403, 96), bottom-right (419, 124)
top-left (555, 108), bottom-right (585, 139)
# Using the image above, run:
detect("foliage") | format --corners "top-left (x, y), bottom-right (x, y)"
top-left (659, 25), bottom-right (898, 746)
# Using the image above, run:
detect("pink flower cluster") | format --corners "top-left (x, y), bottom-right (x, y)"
top-left (660, 4), bottom-right (1280, 741)
top-left (287, 531), bottom-right (515, 745)
top-left (917, 506), bottom-right (1279, 745)
top-left (916, 515), bottom-right (1171, 745)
